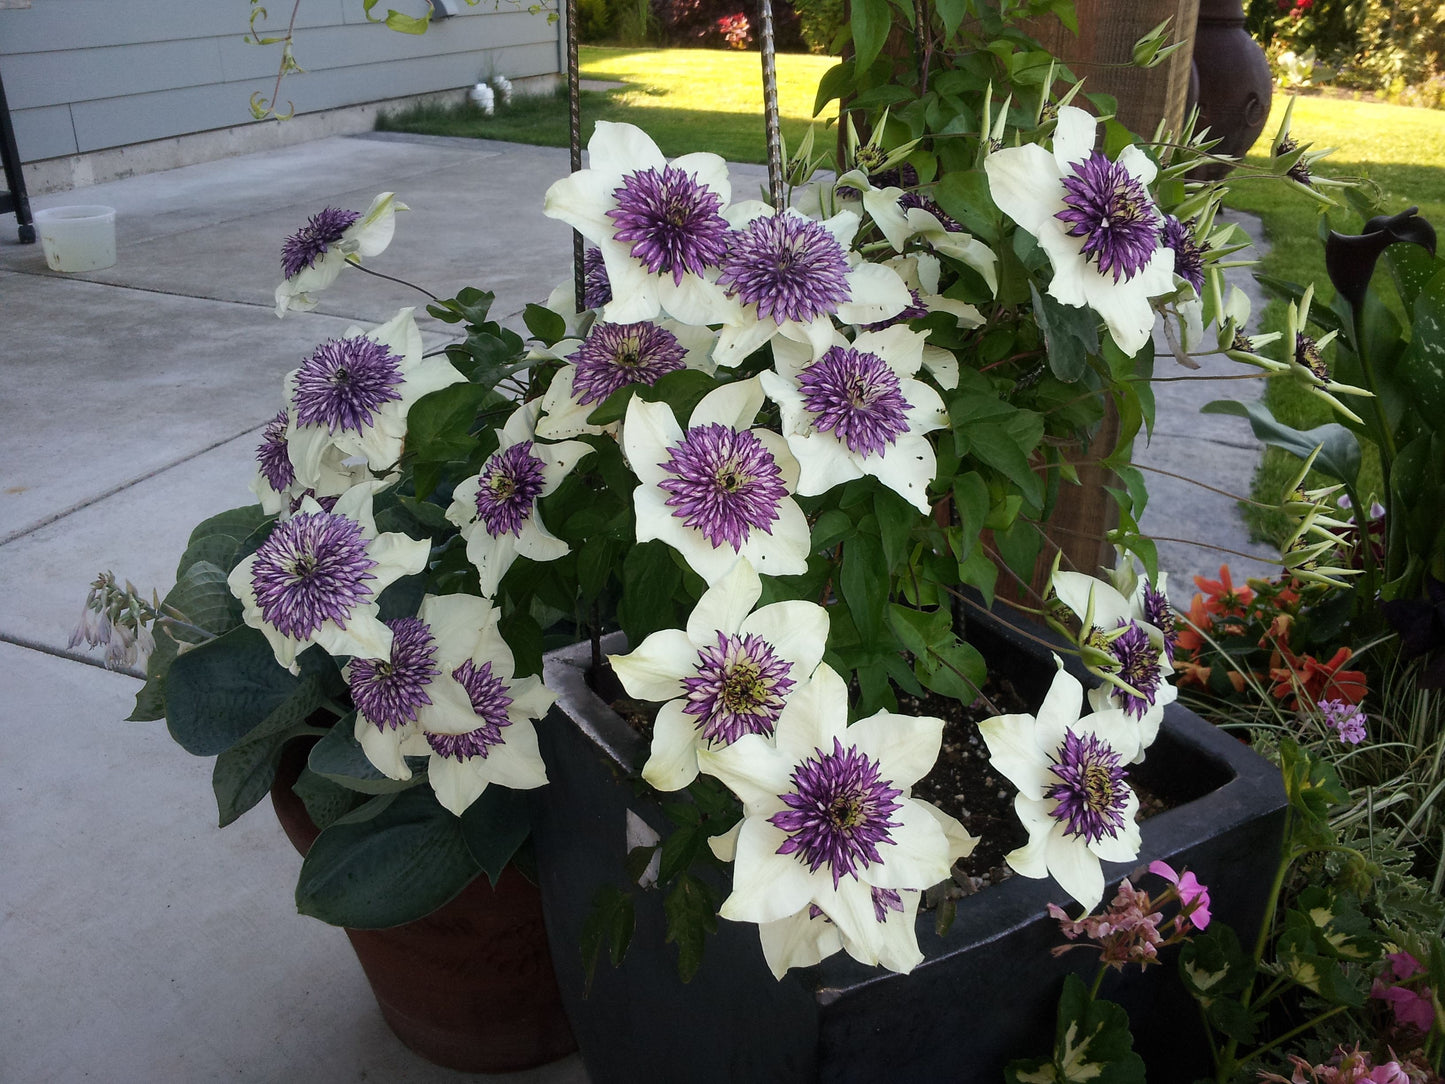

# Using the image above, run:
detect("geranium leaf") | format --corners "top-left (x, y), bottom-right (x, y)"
top-left (295, 786), bottom-right (480, 928)
top-left (663, 872), bottom-right (717, 984)
top-left (1006, 974), bottom-right (1144, 1082)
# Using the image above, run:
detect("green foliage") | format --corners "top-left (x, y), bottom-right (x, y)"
top-left (1006, 974), bottom-right (1146, 1083)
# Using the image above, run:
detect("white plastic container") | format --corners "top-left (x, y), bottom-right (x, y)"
top-left (35, 205), bottom-right (117, 272)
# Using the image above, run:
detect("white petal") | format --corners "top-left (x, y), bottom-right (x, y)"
top-left (609, 628), bottom-right (696, 701)
top-left (979, 713), bottom-right (1050, 799)
top-left (686, 558), bottom-right (763, 640)
top-left (757, 909), bottom-right (843, 979)
top-left (1045, 823), bottom-right (1105, 911)
top-left (984, 145), bottom-right (1062, 234)
top-left (720, 818), bottom-right (815, 924)
top-left (641, 700), bottom-right (704, 791)
top-left (1052, 106), bottom-right (1097, 168)
top-left (697, 732), bottom-right (792, 809)
top-left (845, 711), bottom-right (942, 790)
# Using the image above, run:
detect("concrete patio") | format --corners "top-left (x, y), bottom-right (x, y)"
top-left (0, 130), bottom-right (1272, 1082)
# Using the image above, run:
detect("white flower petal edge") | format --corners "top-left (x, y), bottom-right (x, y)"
top-left (274, 193), bottom-right (403, 317)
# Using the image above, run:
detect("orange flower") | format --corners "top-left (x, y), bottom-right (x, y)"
top-left (1194, 565), bottom-right (1254, 619)
top-left (1174, 594), bottom-right (1211, 656)
top-left (1269, 645), bottom-right (1368, 709)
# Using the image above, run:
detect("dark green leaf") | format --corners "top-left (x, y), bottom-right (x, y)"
top-left (663, 872), bottom-right (718, 983)
top-left (1201, 399), bottom-right (1361, 485)
top-left (405, 382), bottom-right (489, 465)
top-left (581, 884), bottom-right (636, 993)
top-left (1402, 269), bottom-right (1445, 420)
top-left (458, 784), bottom-right (533, 885)
top-left (617, 542), bottom-right (684, 645)
top-left (813, 60), bottom-right (855, 116)
top-left (1005, 974), bottom-right (1145, 1083)
top-left (295, 786), bottom-right (480, 928)
top-left (212, 717), bottom-right (312, 827)
top-left (308, 717), bottom-right (417, 794)
top-left (292, 767), bottom-right (365, 832)
top-left (1031, 282), bottom-right (1100, 382)
top-left (523, 302), bottom-right (567, 345)
top-left (840, 532), bottom-right (886, 644)
top-left (849, 0), bottom-right (890, 75)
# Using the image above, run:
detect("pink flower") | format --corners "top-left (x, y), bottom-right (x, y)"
top-left (1149, 860), bottom-right (1212, 930)
top-left (1370, 952), bottom-right (1434, 1035)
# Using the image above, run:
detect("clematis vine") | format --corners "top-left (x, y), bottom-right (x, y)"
top-left (543, 121), bottom-right (733, 326)
top-left (609, 558), bottom-right (829, 791)
top-left (761, 325), bottom-right (947, 513)
top-left (984, 105), bottom-right (1175, 356)
top-left (446, 400), bottom-right (592, 597)
top-left (274, 192), bottom-right (403, 316)
top-left (623, 377), bottom-right (810, 583)
top-left (698, 661), bottom-right (972, 970)
top-left (284, 308), bottom-right (465, 482)
top-left (227, 480), bottom-right (430, 673)
top-left (979, 662), bottom-right (1143, 911)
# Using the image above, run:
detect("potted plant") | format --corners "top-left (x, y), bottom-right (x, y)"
top-left (72, 2), bottom-right (1381, 1077)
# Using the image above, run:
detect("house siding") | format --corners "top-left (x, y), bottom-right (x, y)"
top-left (0, 1), bottom-right (561, 164)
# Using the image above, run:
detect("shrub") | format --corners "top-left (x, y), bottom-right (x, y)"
top-left (791, 0), bottom-right (845, 53)
top-left (577, 0), bottom-right (613, 43)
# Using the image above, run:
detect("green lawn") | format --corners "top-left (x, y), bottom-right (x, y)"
top-left (1223, 93), bottom-right (1445, 544)
top-left (377, 46), bottom-right (839, 163)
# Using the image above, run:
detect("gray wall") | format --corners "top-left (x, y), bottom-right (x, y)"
top-left (0, 1), bottom-right (561, 163)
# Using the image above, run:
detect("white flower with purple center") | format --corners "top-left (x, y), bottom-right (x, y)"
top-left (536, 318), bottom-right (715, 441)
top-left (609, 558), bottom-right (828, 791)
top-left (284, 308), bottom-right (465, 484)
top-left (1052, 569), bottom-right (1177, 755)
top-left (877, 253), bottom-right (985, 390)
top-left (623, 378), bottom-right (810, 584)
top-left (761, 326), bottom-right (946, 513)
top-left (697, 662), bottom-right (957, 960)
top-left (984, 106), bottom-right (1174, 356)
top-left (274, 192), bottom-right (404, 317)
top-left (378, 593), bottom-right (552, 815)
top-left (446, 400), bottom-right (591, 597)
top-left (227, 482), bottom-right (430, 673)
top-left (711, 205), bottom-right (912, 368)
top-left (979, 664), bottom-right (1142, 911)
top-left (543, 121), bottom-right (733, 326)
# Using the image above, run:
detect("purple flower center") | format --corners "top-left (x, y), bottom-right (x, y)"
top-left (349, 617), bottom-right (440, 730)
top-left (1161, 215), bottom-right (1205, 293)
top-left (658, 423), bottom-right (787, 551)
top-left (680, 631), bottom-right (795, 745)
top-left (281, 206), bottom-right (361, 280)
top-left (426, 659), bottom-right (516, 760)
top-left (569, 321), bottom-right (687, 406)
top-left (1056, 151), bottom-right (1160, 282)
top-left (798, 346), bottom-right (911, 458)
top-left (1047, 729), bottom-right (1130, 844)
top-left (1295, 332), bottom-right (1329, 382)
top-left (1107, 620), bottom-right (1164, 719)
top-left (582, 246), bottom-right (612, 310)
top-left (898, 192), bottom-right (963, 232)
top-left (475, 441), bottom-right (547, 537)
top-left (1140, 580), bottom-right (1177, 662)
top-left (249, 511), bottom-right (377, 640)
top-left (607, 165), bottom-right (730, 284)
top-left (863, 289), bottom-right (929, 332)
top-left (293, 336), bottom-right (404, 434)
top-left (770, 737), bottom-right (904, 887)
top-left (256, 410), bottom-right (295, 493)
top-left (717, 214), bottom-right (853, 325)
top-left (871, 887), bottom-right (905, 924)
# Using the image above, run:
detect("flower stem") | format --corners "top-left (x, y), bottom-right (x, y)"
top-left (349, 261), bottom-right (440, 301)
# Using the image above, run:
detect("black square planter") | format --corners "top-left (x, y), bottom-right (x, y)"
top-left (529, 608), bottom-right (1287, 1083)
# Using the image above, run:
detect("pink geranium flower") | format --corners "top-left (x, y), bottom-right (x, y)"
top-left (1148, 860), bottom-right (1212, 930)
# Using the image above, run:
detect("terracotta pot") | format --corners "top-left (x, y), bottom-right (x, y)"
top-left (270, 745), bottom-right (577, 1073)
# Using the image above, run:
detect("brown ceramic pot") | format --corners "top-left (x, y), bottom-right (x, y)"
top-left (270, 741), bottom-right (576, 1073)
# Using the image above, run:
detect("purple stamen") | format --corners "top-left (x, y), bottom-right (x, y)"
top-left (717, 214), bottom-right (853, 325)
top-left (427, 659), bottom-right (515, 759)
top-left (1108, 621), bottom-right (1164, 719)
top-left (349, 617), bottom-right (441, 729)
top-left (281, 206), bottom-right (361, 280)
top-left (256, 410), bottom-right (295, 493)
top-left (607, 165), bottom-right (730, 284)
top-left (1046, 729), bottom-right (1129, 844)
top-left (680, 631), bottom-right (795, 745)
top-left (898, 191), bottom-right (963, 232)
top-left (249, 511), bottom-right (377, 640)
top-left (770, 737), bottom-right (904, 887)
top-left (1055, 151), bottom-right (1159, 282)
top-left (582, 246), bottom-right (612, 310)
top-left (1161, 215), bottom-right (1205, 293)
top-left (658, 423), bottom-right (787, 551)
top-left (568, 321), bottom-right (686, 406)
top-left (1140, 580), bottom-right (1177, 662)
top-left (475, 441), bottom-right (547, 537)
top-left (871, 887), bottom-right (905, 923)
top-left (292, 336), bottom-right (404, 434)
top-left (798, 346), bottom-right (911, 458)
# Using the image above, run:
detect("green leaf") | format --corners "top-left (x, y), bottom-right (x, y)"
top-left (295, 786), bottom-right (480, 928)
top-left (308, 717), bottom-right (417, 794)
top-left (934, 169), bottom-right (1000, 243)
top-left (212, 717), bottom-right (313, 828)
top-left (811, 508), bottom-right (855, 552)
top-left (405, 382), bottom-right (489, 466)
top-left (1005, 974), bottom-right (1144, 1082)
top-left (663, 872), bottom-right (718, 983)
top-left (1401, 270), bottom-right (1445, 420)
top-left (840, 531), bottom-right (886, 645)
top-left (617, 542), bottom-right (684, 646)
top-left (1030, 282), bottom-right (1100, 382)
top-left (291, 767), bottom-right (365, 832)
top-left (182, 506), bottom-right (271, 572)
top-left (523, 302), bottom-right (567, 345)
top-left (849, 0), bottom-right (890, 75)
top-left (458, 785), bottom-right (533, 886)
top-left (813, 60), bottom-right (855, 116)
top-left (581, 885), bottom-right (635, 993)
top-left (1201, 399), bottom-right (1361, 485)
top-left (165, 627), bottom-right (331, 756)
top-left (935, 0), bottom-right (968, 40)
top-left (129, 559), bottom-right (245, 721)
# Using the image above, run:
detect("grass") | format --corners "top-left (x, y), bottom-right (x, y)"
top-left (376, 46), bottom-right (840, 164)
top-left (1221, 94), bottom-right (1445, 545)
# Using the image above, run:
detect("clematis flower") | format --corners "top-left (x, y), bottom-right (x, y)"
top-left (710, 205), bottom-right (912, 367)
top-left (536, 318), bottom-right (715, 440)
top-left (609, 558), bottom-right (829, 791)
top-left (1217, 284), bottom-right (1285, 370)
top-left (623, 378), bottom-right (810, 584)
top-left (285, 308), bottom-right (465, 482)
top-left (760, 325), bottom-right (947, 513)
top-left (1283, 283), bottom-right (1372, 425)
top-left (984, 105), bottom-right (1175, 356)
top-left (446, 400), bottom-right (591, 597)
top-left (543, 121), bottom-right (733, 326)
top-left (390, 594), bottom-right (553, 815)
top-left (1109, 560), bottom-right (1179, 662)
top-left (698, 661), bottom-right (961, 965)
top-left (228, 481), bottom-right (430, 673)
top-left (979, 663), bottom-right (1143, 911)
top-left (274, 192), bottom-right (403, 316)
top-left (876, 253), bottom-right (984, 389)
